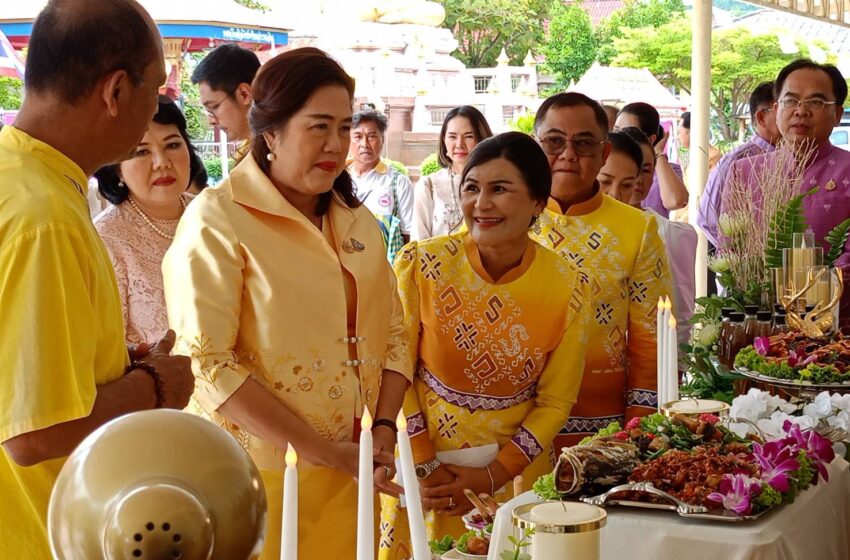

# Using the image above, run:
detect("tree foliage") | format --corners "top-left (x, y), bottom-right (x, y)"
top-left (595, 0), bottom-right (686, 65)
top-left (180, 54), bottom-right (210, 142)
top-left (612, 17), bottom-right (806, 142)
top-left (0, 77), bottom-right (23, 110)
top-left (543, 1), bottom-right (597, 88)
top-left (438, 0), bottom-right (556, 67)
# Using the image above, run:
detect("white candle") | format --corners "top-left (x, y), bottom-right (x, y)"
top-left (667, 314), bottom-right (679, 404)
top-left (281, 443), bottom-right (298, 560)
top-left (528, 502), bottom-right (604, 560)
top-left (395, 412), bottom-right (430, 560)
top-left (656, 296), bottom-right (666, 411)
top-left (357, 407), bottom-right (374, 560)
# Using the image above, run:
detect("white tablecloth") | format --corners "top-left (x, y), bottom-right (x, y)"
top-left (488, 458), bottom-right (850, 560)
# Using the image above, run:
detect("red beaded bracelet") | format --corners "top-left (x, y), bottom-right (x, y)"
top-left (125, 361), bottom-right (165, 408)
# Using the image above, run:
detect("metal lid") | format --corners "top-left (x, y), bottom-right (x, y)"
top-left (756, 310), bottom-right (773, 321)
top-left (512, 501), bottom-right (607, 534)
top-left (661, 398), bottom-right (730, 417)
top-left (744, 305), bottom-right (759, 314)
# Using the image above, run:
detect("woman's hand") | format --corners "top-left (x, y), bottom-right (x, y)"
top-left (372, 425), bottom-right (403, 496)
top-left (421, 464), bottom-right (490, 516)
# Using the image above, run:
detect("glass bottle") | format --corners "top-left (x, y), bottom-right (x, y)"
top-left (772, 313), bottom-right (791, 335)
top-left (722, 312), bottom-right (747, 368)
top-left (754, 310), bottom-right (773, 339)
top-left (743, 305), bottom-right (759, 345)
top-left (718, 307), bottom-right (735, 361)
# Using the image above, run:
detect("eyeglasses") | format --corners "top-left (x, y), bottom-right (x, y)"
top-left (778, 97), bottom-right (839, 111)
top-left (538, 135), bottom-right (606, 156)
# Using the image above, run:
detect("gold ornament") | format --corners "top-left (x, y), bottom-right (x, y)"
top-left (782, 267), bottom-right (843, 336)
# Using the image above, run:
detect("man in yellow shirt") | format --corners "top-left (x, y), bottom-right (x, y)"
top-left (0, 1), bottom-right (193, 557)
top-left (530, 92), bottom-right (672, 451)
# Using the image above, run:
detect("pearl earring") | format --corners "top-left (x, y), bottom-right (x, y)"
top-left (266, 152), bottom-right (276, 162)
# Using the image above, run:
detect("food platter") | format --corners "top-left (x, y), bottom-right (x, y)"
top-left (736, 366), bottom-right (850, 397)
top-left (579, 482), bottom-right (775, 522)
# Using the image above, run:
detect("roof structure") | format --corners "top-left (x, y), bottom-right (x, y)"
top-left (0, 0), bottom-right (293, 50)
top-left (580, 0), bottom-right (627, 26)
top-left (568, 63), bottom-right (686, 116)
top-left (742, 0), bottom-right (850, 27)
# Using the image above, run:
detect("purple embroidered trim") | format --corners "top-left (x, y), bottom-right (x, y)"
top-left (560, 415), bottom-right (626, 435)
top-left (406, 412), bottom-right (427, 438)
top-left (627, 389), bottom-right (657, 408)
top-left (511, 426), bottom-right (543, 462)
top-left (419, 365), bottom-right (536, 411)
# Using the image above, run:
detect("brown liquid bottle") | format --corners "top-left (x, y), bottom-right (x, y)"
top-left (718, 307), bottom-right (735, 363)
top-left (723, 311), bottom-right (748, 368)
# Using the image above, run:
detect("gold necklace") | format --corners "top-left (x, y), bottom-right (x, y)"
top-left (127, 195), bottom-right (185, 241)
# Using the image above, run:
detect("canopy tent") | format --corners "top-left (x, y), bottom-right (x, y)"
top-left (0, 29), bottom-right (23, 79)
top-left (568, 63), bottom-right (686, 117)
top-left (0, 0), bottom-right (292, 50)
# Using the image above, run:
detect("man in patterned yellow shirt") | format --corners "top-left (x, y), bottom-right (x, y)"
top-left (530, 92), bottom-right (672, 451)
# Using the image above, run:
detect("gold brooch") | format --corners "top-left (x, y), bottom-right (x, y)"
top-left (342, 238), bottom-right (366, 253)
top-left (826, 179), bottom-right (837, 191)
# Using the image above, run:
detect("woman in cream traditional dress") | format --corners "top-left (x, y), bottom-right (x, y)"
top-left (380, 132), bottom-right (589, 559)
top-left (94, 96), bottom-right (201, 345)
top-left (412, 106), bottom-right (493, 240)
top-left (163, 48), bottom-right (412, 560)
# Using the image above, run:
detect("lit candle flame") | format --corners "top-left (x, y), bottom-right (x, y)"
top-left (396, 411), bottom-right (407, 431)
top-left (668, 315), bottom-right (677, 329)
top-left (285, 443), bottom-right (297, 467)
top-left (657, 296), bottom-right (664, 311)
top-left (361, 406), bottom-right (373, 431)
top-left (663, 296), bottom-right (672, 311)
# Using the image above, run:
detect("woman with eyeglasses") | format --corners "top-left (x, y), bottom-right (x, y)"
top-left (379, 132), bottom-right (588, 559)
top-left (94, 96), bottom-right (202, 346)
top-left (412, 106), bottom-right (493, 240)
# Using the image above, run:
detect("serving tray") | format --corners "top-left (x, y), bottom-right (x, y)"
top-left (580, 482), bottom-right (775, 522)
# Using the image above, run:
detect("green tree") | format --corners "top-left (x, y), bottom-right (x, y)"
top-left (612, 17), bottom-right (806, 142)
top-left (180, 54), bottom-right (210, 141)
top-left (0, 77), bottom-right (23, 110)
top-left (438, 0), bottom-right (556, 67)
top-left (595, 0), bottom-right (686, 65)
top-left (542, 1), bottom-right (597, 88)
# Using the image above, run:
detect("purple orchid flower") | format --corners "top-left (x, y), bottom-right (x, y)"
top-left (754, 336), bottom-right (771, 356)
top-left (707, 474), bottom-right (762, 515)
top-left (752, 441), bottom-right (800, 492)
top-left (782, 421), bottom-right (836, 483)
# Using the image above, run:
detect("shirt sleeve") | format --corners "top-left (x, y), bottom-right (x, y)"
top-left (162, 194), bottom-right (252, 413)
top-left (496, 270), bottom-right (589, 477)
top-left (412, 176), bottom-right (434, 241)
top-left (383, 256), bottom-right (414, 381)
top-left (0, 224), bottom-right (101, 441)
top-left (98, 235), bottom-right (130, 334)
top-left (395, 174), bottom-right (415, 236)
top-left (698, 160), bottom-right (725, 247)
top-left (626, 214), bottom-right (671, 420)
top-left (393, 242), bottom-right (436, 463)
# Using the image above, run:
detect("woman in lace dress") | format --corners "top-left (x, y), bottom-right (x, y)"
top-left (412, 105), bottom-right (492, 240)
top-left (94, 96), bottom-right (202, 346)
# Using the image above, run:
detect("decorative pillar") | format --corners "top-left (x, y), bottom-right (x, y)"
top-left (689, 0), bottom-right (712, 298)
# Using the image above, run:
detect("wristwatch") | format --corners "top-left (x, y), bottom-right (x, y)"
top-left (415, 458), bottom-right (441, 479)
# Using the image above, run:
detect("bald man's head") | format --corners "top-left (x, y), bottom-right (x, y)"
top-left (25, 0), bottom-right (162, 105)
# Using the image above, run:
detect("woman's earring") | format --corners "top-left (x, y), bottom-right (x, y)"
top-left (266, 152), bottom-right (276, 162)
top-left (118, 179), bottom-right (126, 189)
top-left (532, 214), bottom-right (542, 235)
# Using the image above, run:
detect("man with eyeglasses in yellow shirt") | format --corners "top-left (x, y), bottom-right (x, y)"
top-left (719, 58), bottom-right (850, 329)
top-left (0, 1), bottom-right (193, 557)
top-left (530, 92), bottom-right (672, 452)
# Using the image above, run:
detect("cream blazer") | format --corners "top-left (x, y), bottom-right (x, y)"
top-left (163, 155), bottom-right (412, 470)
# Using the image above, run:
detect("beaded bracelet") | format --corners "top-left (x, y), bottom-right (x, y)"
top-left (373, 418), bottom-right (398, 434)
top-left (126, 361), bottom-right (165, 408)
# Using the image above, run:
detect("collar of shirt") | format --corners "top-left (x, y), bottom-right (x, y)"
top-left (345, 158), bottom-right (389, 178)
top-left (0, 125), bottom-right (88, 198)
top-left (750, 133), bottom-right (775, 154)
top-left (545, 183), bottom-right (604, 216)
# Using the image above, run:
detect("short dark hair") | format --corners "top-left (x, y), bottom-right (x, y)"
top-left (190, 152), bottom-right (209, 191)
top-left (681, 111), bottom-right (691, 130)
top-left (95, 96), bottom-right (202, 204)
top-left (607, 131), bottom-right (643, 172)
top-left (618, 102), bottom-right (661, 144)
top-left (619, 126), bottom-right (652, 150)
top-left (534, 92), bottom-right (609, 137)
top-left (352, 110), bottom-right (388, 134)
top-left (461, 132), bottom-right (552, 208)
top-left (191, 43), bottom-right (261, 96)
top-left (25, 0), bottom-right (159, 104)
top-left (437, 106), bottom-right (494, 168)
top-left (749, 81), bottom-right (775, 121)
top-left (250, 47), bottom-right (359, 215)
top-left (775, 58), bottom-right (847, 106)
